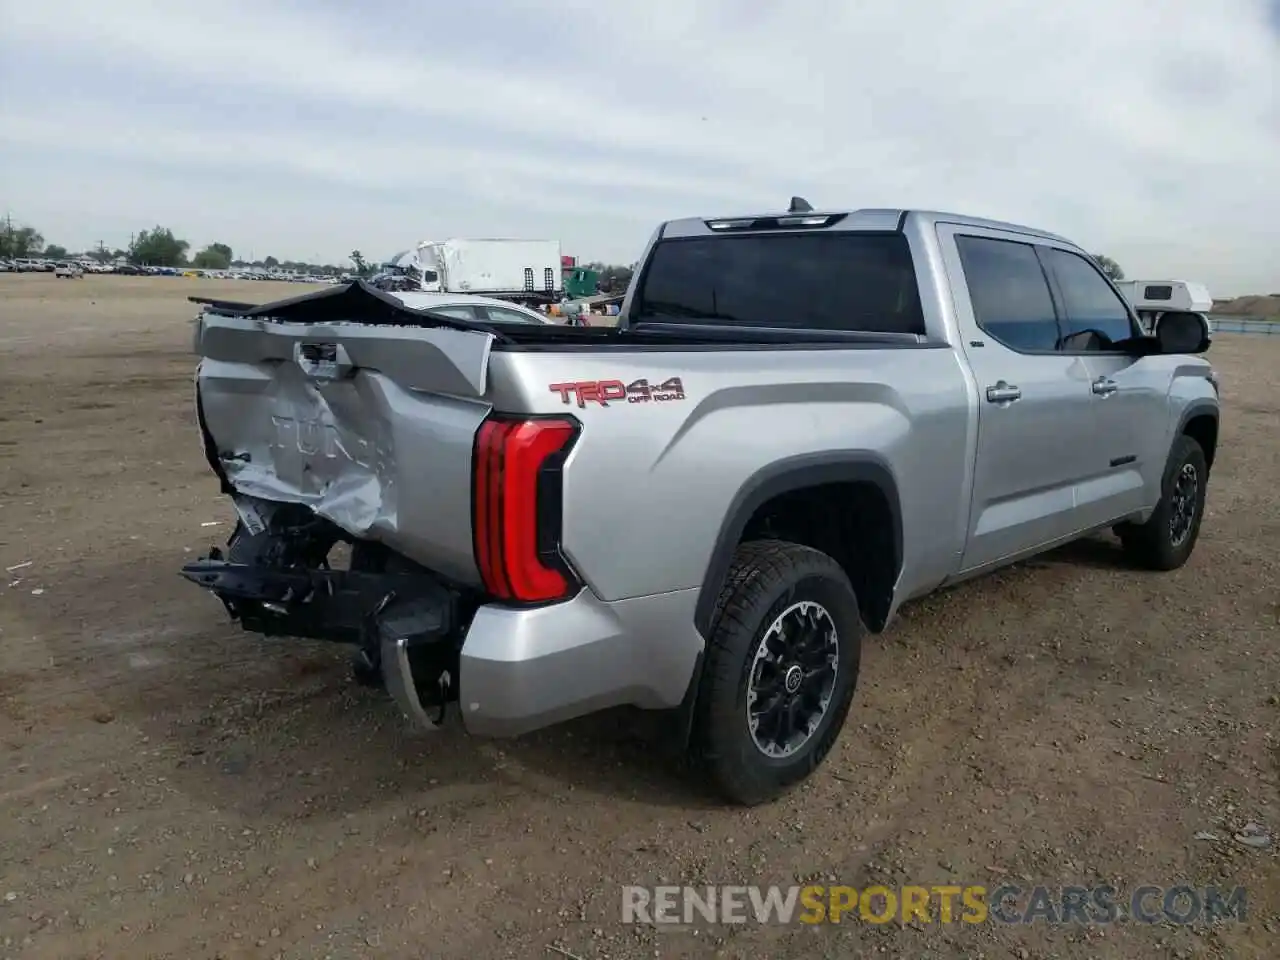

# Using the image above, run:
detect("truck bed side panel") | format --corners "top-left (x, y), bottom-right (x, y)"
top-left (487, 345), bottom-right (975, 606)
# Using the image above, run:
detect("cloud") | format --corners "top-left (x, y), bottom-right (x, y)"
top-left (1, 0), bottom-right (1276, 292)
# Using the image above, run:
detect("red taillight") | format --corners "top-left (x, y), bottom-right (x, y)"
top-left (473, 416), bottom-right (579, 602)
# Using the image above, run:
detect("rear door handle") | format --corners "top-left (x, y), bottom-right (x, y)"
top-left (1091, 377), bottom-right (1118, 397)
top-left (986, 381), bottom-right (1022, 404)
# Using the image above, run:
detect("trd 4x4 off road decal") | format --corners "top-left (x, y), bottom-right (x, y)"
top-left (549, 378), bottom-right (686, 408)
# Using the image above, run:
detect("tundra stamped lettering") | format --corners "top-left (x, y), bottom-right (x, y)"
top-left (269, 414), bottom-right (371, 467)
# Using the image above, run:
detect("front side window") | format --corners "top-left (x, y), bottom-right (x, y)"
top-left (954, 235), bottom-right (1060, 352)
top-left (1044, 248), bottom-right (1137, 350)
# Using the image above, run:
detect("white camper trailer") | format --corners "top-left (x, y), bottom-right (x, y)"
top-left (1115, 280), bottom-right (1212, 334)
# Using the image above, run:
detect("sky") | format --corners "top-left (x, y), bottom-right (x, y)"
top-left (1, 0), bottom-right (1277, 294)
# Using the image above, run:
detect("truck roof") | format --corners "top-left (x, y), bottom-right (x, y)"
top-left (659, 208), bottom-right (1072, 245)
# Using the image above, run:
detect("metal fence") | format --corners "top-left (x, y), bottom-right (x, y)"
top-left (1208, 316), bottom-right (1280, 336)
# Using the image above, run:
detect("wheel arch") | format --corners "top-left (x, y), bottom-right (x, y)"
top-left (1177, 402), bottom-right (1218, 473)
top-left (692, 453), bottom-right (904, 639)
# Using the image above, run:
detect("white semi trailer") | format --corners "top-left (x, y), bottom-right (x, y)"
top-left (378, 239), bottom-right (564, 305)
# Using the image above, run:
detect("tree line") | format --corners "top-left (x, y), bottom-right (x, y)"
top-left (9, 215), bottom-right (1113, 287)
top-left (2, 219), bottom-right (363, 275)
top-left (2, 218), bottom-right (641, 285)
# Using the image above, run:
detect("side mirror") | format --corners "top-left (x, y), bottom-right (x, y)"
top-left (1154, 311), bottom-right (1211, 354)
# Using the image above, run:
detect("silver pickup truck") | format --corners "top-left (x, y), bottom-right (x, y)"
top-left (182, 204), bottom-right (1219, 805)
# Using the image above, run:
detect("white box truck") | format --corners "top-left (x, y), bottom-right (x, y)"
top-left (377, 239), bottom-right (564, 304)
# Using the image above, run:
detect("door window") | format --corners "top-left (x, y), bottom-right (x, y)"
top-left (955, 235), bottom-right (1060, 352)
top-left (1043, 248), bottom-right (1137, 350)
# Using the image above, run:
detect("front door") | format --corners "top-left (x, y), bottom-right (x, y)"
top-left (1038, 246), bottom-right (1168, 524)
top-left (938, 226), bottom-right (1101, 571)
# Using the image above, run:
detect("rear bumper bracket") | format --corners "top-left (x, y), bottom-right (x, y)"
top-left (181, 557), bottom-right (460, 729)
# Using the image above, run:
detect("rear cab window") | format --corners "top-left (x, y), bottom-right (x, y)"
top-left (632, 232), bottom-right (925, 335)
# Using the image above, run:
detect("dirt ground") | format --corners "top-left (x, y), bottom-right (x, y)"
top-left (1, 273), bottom-right (1277, 960)
top-left (1212, 295), bottom-right (1280, 319)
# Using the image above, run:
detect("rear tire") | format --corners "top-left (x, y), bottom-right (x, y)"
top-left (1118, 434), bottom-right (1208, 571)
top-left (691, 540), bottom-right (862, 806)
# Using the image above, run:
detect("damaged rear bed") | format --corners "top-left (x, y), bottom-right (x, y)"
top-left (185, 281), bottom-right (530, 726)
top-left (181, 280), bottom-right (706, 736)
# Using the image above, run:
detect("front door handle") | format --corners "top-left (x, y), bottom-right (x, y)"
top-left (986, 381), bottom-right (1022, 404)
top-left (1091, 376), bottom-right (1118, 397)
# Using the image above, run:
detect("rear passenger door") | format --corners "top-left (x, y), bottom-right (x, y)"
top-left (938, 226), bottom-right (1099, 571)
top-left (1039, 247), bottom-right (1167, 521)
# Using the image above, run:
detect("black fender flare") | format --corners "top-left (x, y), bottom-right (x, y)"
top-left (1175, 400), bottom-right (1219, 469)
top-left (692, 452), bottom-right (903, 639)
top-left (673, 453), bottom-right (903, 752)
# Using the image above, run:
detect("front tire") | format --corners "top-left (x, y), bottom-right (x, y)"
top-left (1118, 434), bottom-right (1208, 570)
top-left (691, 540), bottom-right (863, 805)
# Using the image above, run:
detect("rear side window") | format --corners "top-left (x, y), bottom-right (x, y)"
top-left (634, 232), bottom-right (924, 334)
top-left (430, 305), bottom-right (479, 321)
top-left (1043, 248), bottom-right (1136, 349)
top-left (485, 306), bottom-right (542, 324)
top-left (1143, 284), bottom-right (1173, 301)
top-left (955, 235), bottom-right (1060, 352)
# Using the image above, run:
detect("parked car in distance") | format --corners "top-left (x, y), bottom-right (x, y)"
top-left (54, 262), bottom-right (84, 279)
top-left (389, 291), bottom-right (557, 324)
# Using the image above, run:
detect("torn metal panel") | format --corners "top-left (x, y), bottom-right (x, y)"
top-left (197, 312), bottom-right (495, 399)
top-left (193, 299), bottom-right (494, 586)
